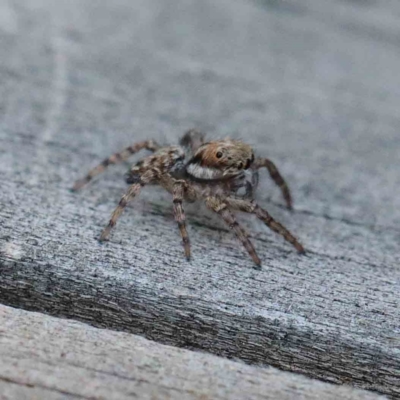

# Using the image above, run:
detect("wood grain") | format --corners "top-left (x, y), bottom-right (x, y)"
top-left (0, 305), bottom-right (386, 400)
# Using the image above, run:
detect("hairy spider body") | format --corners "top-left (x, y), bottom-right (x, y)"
top-left (72, 129), bottom-right (304, 267)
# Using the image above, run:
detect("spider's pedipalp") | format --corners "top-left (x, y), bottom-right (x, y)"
top-left (224, 197), bottom-right (305, 254)
top-left (72, 139), bottom-right (160, 191)
top-left (205, 196), bottom-right (261, 267)
top-left (253, 157), bottom-right (292, 210)
top-left (172, 180), bottom-right (191, 260)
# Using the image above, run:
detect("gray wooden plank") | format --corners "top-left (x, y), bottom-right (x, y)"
top-left (0, 305), bottom-right (386, 400)
top-left (0, 0), bottom-right (399, 397)
top-left (0, 382), bottom-right (69, 400)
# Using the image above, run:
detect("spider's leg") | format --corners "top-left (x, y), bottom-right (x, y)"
top-left (253, 158), bottom-right (292, 210)
top-left (206, 197), bottom-right (261, 267)
top-left (172, 180), bottom-right (191, 260)
top-left (99, 170), bottom-right (156, 241)
top-left (225, 198), bottom-right (304, 253)
top-left (159, 174), bottom-right (197, 201)
top-left (72, 139), bottom-right (160, 191)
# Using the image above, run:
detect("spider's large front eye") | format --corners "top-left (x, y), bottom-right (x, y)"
top-left (216, 151), bottom-right (223, 158)
top-left (238, 162), bottom-right (244, 170)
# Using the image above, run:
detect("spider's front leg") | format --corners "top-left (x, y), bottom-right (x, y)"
top-left (72, 140), bottom-right (160, 191)
top-left (253, 157), bottom-right (292, 210)
top-left (99, 169), bottom-right (157, 242)
top-left (205, 196), bottom-right (262, 267)
top-left (225, 197), bottom-right (305, 254)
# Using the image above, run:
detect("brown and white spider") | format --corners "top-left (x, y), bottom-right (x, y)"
top-left (72, 129), bottom-right (305, 267)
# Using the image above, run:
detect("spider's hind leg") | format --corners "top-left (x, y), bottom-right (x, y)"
top-left (172, 180), bottom-right (191, 260)
top-left (72, 139), bottom-right (160, 191)
top-left (99, 169), bottom-right (157, 242)
top-left (100, 147), bottom-right (188, 243)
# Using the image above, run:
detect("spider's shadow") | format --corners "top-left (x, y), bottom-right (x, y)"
top-left (147, 198), bottom-right (227, 234)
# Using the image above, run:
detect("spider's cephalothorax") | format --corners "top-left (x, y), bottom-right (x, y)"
top-left (72, 129), bottom-right (304, 268)
top-left (185, 139), bottom-right (254, 181)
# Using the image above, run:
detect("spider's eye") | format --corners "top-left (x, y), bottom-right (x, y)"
top-left (238, 162), bottom-right (244, 170)
top-left (216, 151), bottom-right (223, 158)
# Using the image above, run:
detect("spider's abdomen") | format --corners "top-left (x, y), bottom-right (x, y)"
top-left (125, 146), bottom-right (185, 184)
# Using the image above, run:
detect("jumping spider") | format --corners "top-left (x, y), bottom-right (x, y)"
top-left (72, 130), bottom-right (305, 267)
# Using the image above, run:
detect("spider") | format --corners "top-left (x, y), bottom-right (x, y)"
top-left (72, 129), bottom-right (305, 267)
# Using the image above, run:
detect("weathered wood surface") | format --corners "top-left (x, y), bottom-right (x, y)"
top-left (0, 0), bottom-right (399, 397)
top-left (0, 304), bottom-right (386, 400)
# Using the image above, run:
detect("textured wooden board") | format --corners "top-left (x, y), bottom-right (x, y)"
top-left (0, 0), bottom-right (399, 397)
top-left (0, 305), bottom-right (387, 400)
